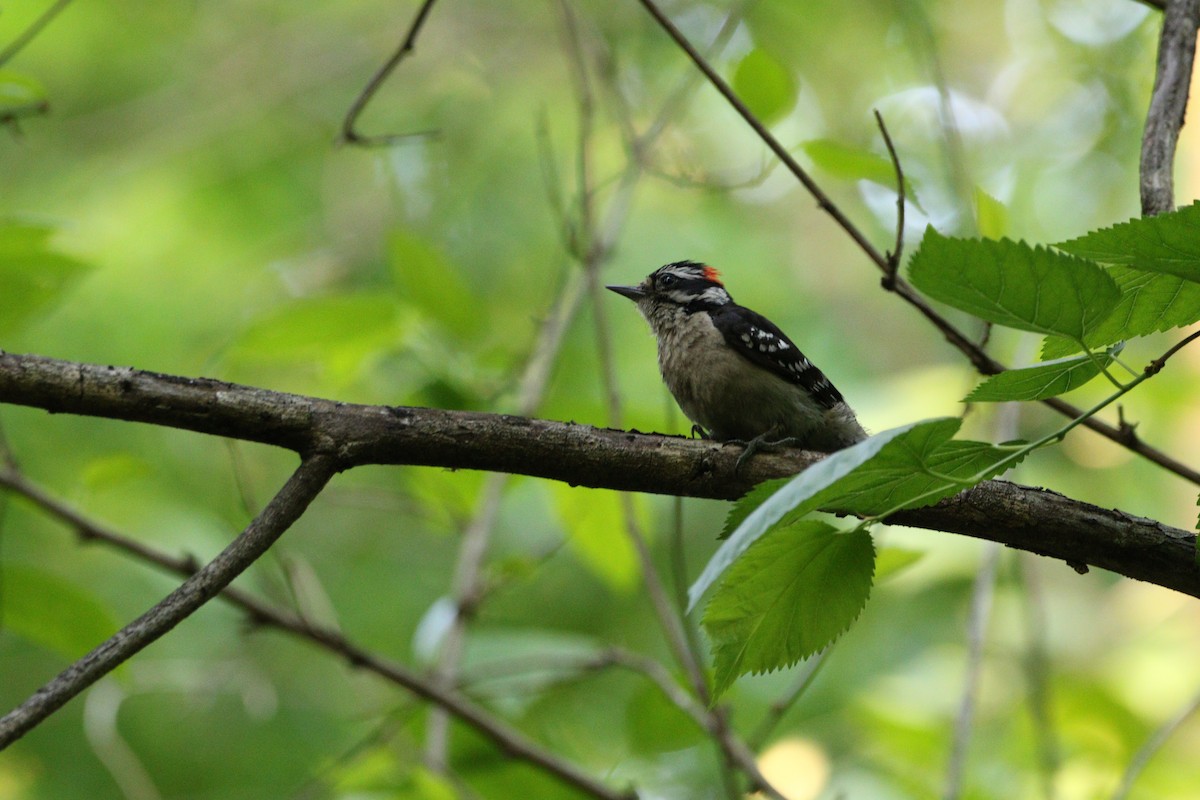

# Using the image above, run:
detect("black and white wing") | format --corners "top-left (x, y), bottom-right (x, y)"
top-left (708, 303), bottom-right (845, 409)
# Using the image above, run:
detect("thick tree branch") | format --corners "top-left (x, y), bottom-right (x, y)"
top-left (1141, 0), bottom-right (1200, 215)
top-left (1, 351), bottom-right (1197, 597)
top-left (0, 452), bottom-right (337, 749)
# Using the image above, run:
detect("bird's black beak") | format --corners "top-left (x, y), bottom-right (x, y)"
top-left (606, 284), bottom-right (646, 301)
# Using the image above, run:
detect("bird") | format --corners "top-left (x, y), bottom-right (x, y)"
top-left (607, 261), bottom-right (866, 462)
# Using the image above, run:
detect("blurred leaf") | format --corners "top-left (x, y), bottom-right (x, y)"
top-left (2, 565), bottom-right (117, 660)
top-left (802, 139), bottom-right (916, 198)
top-left (0, 70), bottom-right (47, 119)
top-left (1041, 266), bottom-right (1200, 358)
top-left (974, 187), bottom-right (1008, 239)
top-left (703, 521), bottom-right (874, 699)
top-left (227, 293), bottom-right (403, 381)
top-left (81, 453), bottom-right (154, 490)
top-left (874, 547), bottom-right (924, 581)
top-left (964, 346), bottom-right (1119, 402)
top-left (0, 221), bottom-right (91, 335)
top-left (625, 679), bottom-right (706, 753)
top-left (552, 486), bottom-right (640, 592)
top-left (732, 48), bottom-right (797, 124)
top-left (390, 230), bottom-right (480, 336)
top-left (908, 228), bottom-right (1120, 340)
top-left (1055, 201), bottom-right (1200, 283)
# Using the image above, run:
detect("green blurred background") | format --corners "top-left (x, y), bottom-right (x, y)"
top-left (1, 1), bottom-right (1199, 798)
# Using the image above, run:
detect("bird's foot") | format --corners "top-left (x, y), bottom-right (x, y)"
top-left (690, 424), bottom-right (711, 440)
top-left (728, 428), bottom-right (798, 474)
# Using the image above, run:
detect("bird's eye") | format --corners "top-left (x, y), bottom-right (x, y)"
top-left (659, 274), bottom-right (677, 288)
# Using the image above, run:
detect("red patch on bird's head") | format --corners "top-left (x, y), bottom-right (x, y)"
top-left (702, 265), bottom-right (723, 284)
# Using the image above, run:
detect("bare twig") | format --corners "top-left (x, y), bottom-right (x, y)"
top-left (1018, 556), bottom-right (1061, 800)
top-left (0, 467), bottom-right (634, 800)
top-left (873, 108), bottom-right (906, 284)
top-left (635, 0), bottom-right (1200, 487)
top-left (1111, 682), bottom-right (1200, 800)
top-left (424, 270), bottom-right (589, 768)
top-left (339, 0), bottom-right (440, 146)
top-left (0, 0), bottom-right (74, 66)
top-left (1, 351), bottom-right (1198, 595)
top-left (749, 650), bottom-right (829, 749)
top-left (943, 542), bottom-right (1000, 800)
top-left (1140, 0), bottom-right (1200, 215)
top-left (0, 453), bottom-right (337, 749)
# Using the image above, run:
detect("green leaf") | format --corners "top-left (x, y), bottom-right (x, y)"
top-left (695, 421), bottom-right (924, 610)
top-left (625, 679), bottom-right (706, 753)
top-left (1041, 266), bottom-right (1200, 358)
top-left (964, 347), bottom-right (1119, 402)
top-left (720, 477), bottom-right (789, 540)
top-left (2, 565), bottom-right (118, 660)
top-left (974, 187), bottom-right (1008, 239)
top-left (815, 431), bottom-right (1020, 517)
top-left (908, 228), bottom-right (1120, 340)
top-left (874, 547), bottom-right (924, 581)
top-left (1056, 201), bottom-right (1200, 283)
top-left (228, 293), bottom-right (403, 373)
top-left (390, 230), bottom-right (480, 336)
top-left (732, 48), bottom-right (797, 124)
top-left (703, 521), bottom-right (874, 699)
top-left (0, 70), bottom-right (47, 117)
top-left (802, 139), bottom-right (917, 198)
top-left (552, 485), bottom-right (640, 592)
top-left (0, 222), bottom-right (91, 335)
top-left (696, 419), bottom-right (1022, 610)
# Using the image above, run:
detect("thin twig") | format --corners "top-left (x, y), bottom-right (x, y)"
top-left (0, 466), bottom-right (634, 800)
top-left (339, 0), bottom-right (441, 146)
top-left (1110, 683), bottom-right (1200, 800)
top-left (0, 453), bottom-right (338, 749)
top-left (635, 0), bottom-right (1200, 487)
top-left (873, 108), bottom-right (906, 284)
top-left (943, 542), bottom-right (1001, 800)
top-left (424, 270), bottom-right (589, 768)
top-left (1018, 556), bottom-right (1061, 800)
top-left (1139, 0), bottom-right (1200, 215)
top-left (634, 0), bottom-right (889, 270)
top-left (749, 650), bottom-right (830, 749)
top-left (0, 0), bottom-right (74, 66)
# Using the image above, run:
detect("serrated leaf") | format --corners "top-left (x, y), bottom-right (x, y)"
top-left (974, 187), bottom-right (1008, 239)
top-left (2, 565), bottom-right (118, 660)
top-left (964, 347), bottom-right (1119, 402)
top-left (0, 222), bottom-right (91, 335)
top-left (690, 421), bottom-right (925, 611)
top-left (720, 477), bottom-right (789, 540)
top-left (732, 48), bottom-right (797, 124)
top-left (1056, 201), bottom-right (1200, 283)
top-left (817, 434), bottom-right (1020, 517)
top-left (703, 521), bottom-right (874, 699)
top-left (909, 228), bottom-right (1120, 340)
top-left (1042, 266), bottom-right (1200, 358)
top-left (694, 419), bottom-right (1023, 611)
